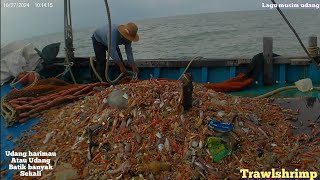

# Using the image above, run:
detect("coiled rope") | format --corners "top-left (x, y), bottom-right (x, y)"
top-left (308, 46), bottom-right (320, 57)
top-left (1, 98), bottom-right (16, 127)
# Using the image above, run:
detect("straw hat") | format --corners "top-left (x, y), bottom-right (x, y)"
top-left (118, 22), bottom-right (139, 42)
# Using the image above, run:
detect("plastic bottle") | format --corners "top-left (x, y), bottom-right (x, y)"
top-left (208, 119), bottom-right (233, 133)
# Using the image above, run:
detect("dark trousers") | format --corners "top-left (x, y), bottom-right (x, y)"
top-left (91, 35), bottom-right (123, 81)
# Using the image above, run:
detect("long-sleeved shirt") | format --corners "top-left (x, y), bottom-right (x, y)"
top-left (93, 24), bottom-right (134, 65)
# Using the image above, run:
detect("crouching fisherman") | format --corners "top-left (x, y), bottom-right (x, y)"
top-left (91, 22), bottom-right (140, 82)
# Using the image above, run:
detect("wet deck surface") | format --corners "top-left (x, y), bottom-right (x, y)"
top-left (273, 97), bottom-right (320, 135)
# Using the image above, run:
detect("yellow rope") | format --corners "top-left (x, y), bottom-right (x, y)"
top-left (1, 98), bottom-right (10, 118)
top-left (178, 57), bottom-right (199, 80)
top-left (1, 97), bottom-right (16, 126)
top-left (308, 46), bottom-right (319, 57)
top-left (89, 57), bottom-right (104, 82)
top-left (255, 86), bottom-right (320, 98)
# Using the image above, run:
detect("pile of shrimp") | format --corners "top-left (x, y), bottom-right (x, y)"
top-left (13, 79), bottom-right (319, 179)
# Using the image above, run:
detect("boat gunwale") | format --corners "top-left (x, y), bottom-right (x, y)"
top-left (54, 56), bottom-right (312, 68)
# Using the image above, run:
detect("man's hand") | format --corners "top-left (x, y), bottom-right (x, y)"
top-left (118, 62), bottom-right (128, 76)
top-left (131, 64), bottom-right (139, 75)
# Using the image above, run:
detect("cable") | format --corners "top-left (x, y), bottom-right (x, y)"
top-left (103, 0), bottom-right (127, 84)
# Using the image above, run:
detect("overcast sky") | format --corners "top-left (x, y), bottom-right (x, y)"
top-left (1, 0), bottom-right (319, 43)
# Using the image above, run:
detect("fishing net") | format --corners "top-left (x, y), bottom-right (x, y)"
top-left (1, 72), bottom-right (256, 128)
top-left (203, 73), bottom-right (254, 92)
top-left (1, 78), bottom-right (110, 127)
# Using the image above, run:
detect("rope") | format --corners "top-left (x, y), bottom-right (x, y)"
top-left (308, 46), bottom-right (319, 57)
top-left (55, 62), bottom-right (74, 78)
top-left (270, 0), bottom-right (319, 68)
top-left (89, 55), bottom-right (200, 82)
top-left (10, 71), bottom-right (39, 89)
top-left (64, 0), bottom-right (77, 84)
top-left (255, 86), bottom-right (320, 98)
top-left (89, 56), bottom-right (137, 84)
top-left (178, 56), bottom-right (201, 80)
top-left (1, 98), bottom-right (15, 127)
top-left (89, 57), bottom-right (104, 82)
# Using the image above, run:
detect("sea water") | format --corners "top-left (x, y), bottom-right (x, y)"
top-left (17, 10), bottom-right (320, 59)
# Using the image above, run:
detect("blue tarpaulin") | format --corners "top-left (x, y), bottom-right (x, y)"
top-left (0, 84), bottom-right (39, 179)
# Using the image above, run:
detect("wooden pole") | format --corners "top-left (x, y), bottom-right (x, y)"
top-left (308, 35), bottom-right (318, 57)
top-left (263, 37), bottom-right (273, 85)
